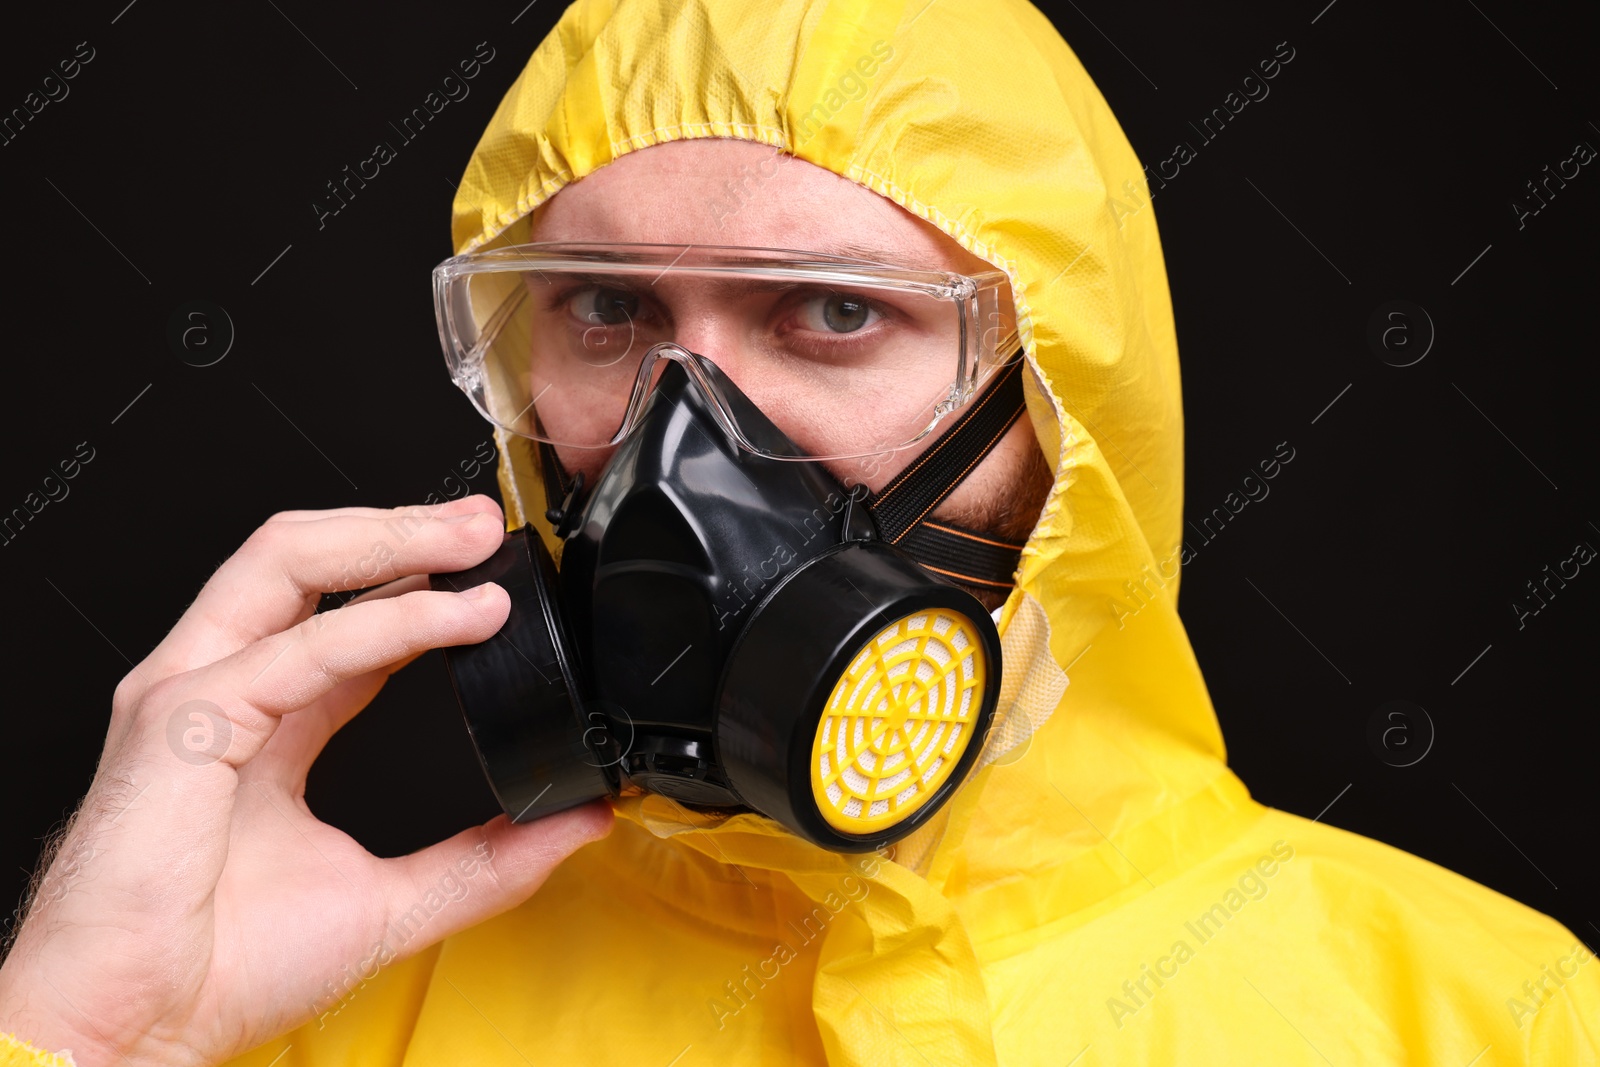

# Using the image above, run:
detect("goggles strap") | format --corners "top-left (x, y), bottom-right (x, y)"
top-left (865, 352), bottom-right (1029, 590)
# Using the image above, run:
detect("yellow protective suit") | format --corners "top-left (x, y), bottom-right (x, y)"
top-left (4, 1), bottom-right (1594, 1065)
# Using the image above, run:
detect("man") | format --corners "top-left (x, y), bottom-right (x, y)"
top-left (1, 0), bottom-right (1594, 1063)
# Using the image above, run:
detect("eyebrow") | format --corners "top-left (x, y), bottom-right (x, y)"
top-left (530, 271), bottom-right (808, 299)
top-left (819, 242), bottom-right (925, 268)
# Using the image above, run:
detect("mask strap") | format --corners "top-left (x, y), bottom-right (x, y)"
top-left (538, 439), bottom-right (586, 537)
top-left (865, 353), bottom-right (1029, 591)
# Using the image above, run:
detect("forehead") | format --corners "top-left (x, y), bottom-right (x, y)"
top-left (529, 137), bottom-right (985, 274)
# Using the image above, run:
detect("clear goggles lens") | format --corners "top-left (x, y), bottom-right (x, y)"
top-left (433, 242), bottom-right (1016, 460)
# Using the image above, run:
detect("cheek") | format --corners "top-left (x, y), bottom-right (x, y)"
top-left (820, 451), bottom-right (912, 496)
top-left (549, 443), bottom-right (617, 490)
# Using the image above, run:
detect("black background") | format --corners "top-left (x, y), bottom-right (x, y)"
top-left (1, 0), bottom-right (1594, 952)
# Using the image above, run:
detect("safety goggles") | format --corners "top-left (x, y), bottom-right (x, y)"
top-left (432, 242), bottom-right (1018, 461)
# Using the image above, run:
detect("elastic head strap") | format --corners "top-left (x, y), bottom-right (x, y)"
top-left (864, 354), bottom-right (1029, 590)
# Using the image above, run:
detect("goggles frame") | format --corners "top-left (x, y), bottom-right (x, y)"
top-left (432, 241), bottom-right (1019, 460)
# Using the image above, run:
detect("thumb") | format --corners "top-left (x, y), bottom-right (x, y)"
top-left (377, 802), bottom-right (614, 955)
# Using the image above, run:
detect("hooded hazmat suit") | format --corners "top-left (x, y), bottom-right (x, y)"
top-left (3, 0), bottom-right (1595, 1064)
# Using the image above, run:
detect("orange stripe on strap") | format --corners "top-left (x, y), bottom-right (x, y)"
top-left (921, 520), bottom-right (1026, 551)
top-left (921, 563), bottom-right (1015, 589)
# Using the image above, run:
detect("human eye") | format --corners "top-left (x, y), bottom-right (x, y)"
top-left (553, 283), bottom-right (654, 329)
top-left (789, 290), bottom-right (883, 333)
top-left (533, 280), bottom-right (666, 370)
top-left (776, 288), bottom-right (896, 358)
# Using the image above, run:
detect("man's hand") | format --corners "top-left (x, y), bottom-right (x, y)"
top-left (0, 495), bottom-right (613, 1066)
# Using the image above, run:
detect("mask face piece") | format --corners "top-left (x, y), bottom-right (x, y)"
top-left (433, 349), bottom-right (1004, 852)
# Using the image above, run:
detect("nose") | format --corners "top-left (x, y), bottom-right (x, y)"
top-left (639, 283), bottom-right (750, 382)
top-left (664, 313), bottom-right (748, 381)
top-left (628, 343), bottom-right (754, 453)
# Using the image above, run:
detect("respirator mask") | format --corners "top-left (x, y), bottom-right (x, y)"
top-left (428, 242), bottom-right (1029, 851)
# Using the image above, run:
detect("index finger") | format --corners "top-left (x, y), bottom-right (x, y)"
top-left (140, 496), bottom-right (505, 683)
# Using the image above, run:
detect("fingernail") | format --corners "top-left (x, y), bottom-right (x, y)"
top-left (460, 582), bottom-right (498, 600)
top-left (443, 510), bottom-right (485, 524)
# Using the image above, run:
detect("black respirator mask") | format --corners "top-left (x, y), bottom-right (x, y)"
top-left (431, 345), bottom-right (1027, 852)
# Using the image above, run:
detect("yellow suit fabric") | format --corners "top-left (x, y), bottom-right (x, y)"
top-left (8, 1), bottom-right (1593, 1064)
